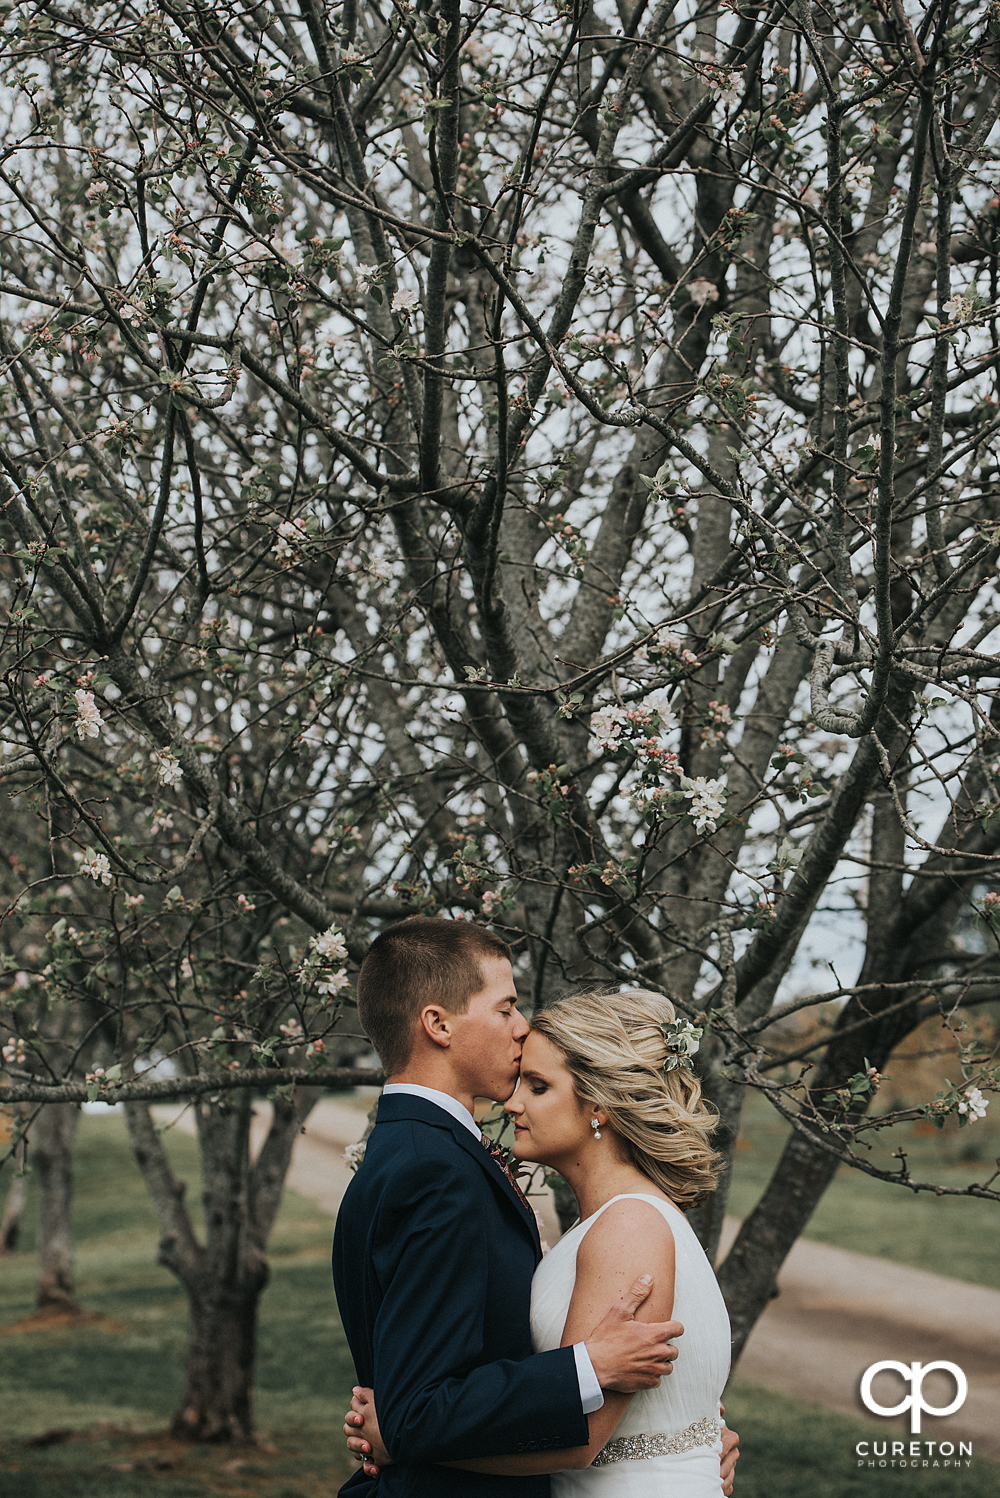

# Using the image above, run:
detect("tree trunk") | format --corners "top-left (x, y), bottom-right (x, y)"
top-left (125, 1086), bottom-right (318, 1443)
top-left (687, 1066), bottom-right (745, 1266)
top-left (717, 1125), bottom-right (842, 1361)
top-left (550, 1173), bottom-right (580, 1234)
top-left (0, 1133), bottom-right (28, 1255)
top-left (172, 1265), bottom-right (268, 1442)
top-left (32, 1102), bottom-right (80, 1312)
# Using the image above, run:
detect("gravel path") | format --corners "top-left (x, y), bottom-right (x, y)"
top-left (156, 1098), bottom-right (1000, 1461)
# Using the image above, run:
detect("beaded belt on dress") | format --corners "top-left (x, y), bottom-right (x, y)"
top-left (591, 1416), bottom-right (721, 1466)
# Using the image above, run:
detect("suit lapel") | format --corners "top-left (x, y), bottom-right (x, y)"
top-left (452, 1123), bottom-right (541, 1253)
top-left (376, 1093), bottom-right (541, 1257)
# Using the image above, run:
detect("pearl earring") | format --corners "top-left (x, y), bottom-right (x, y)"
top-left (591, 1118), bottom-right (602, 1139)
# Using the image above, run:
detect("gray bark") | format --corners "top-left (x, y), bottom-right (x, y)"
top-left (125, 1087), bottom-right (319, 1442)
top-left (0, 1132), bottom-right (28, 1256)
top-left (32, 1103), bottom-right (80, 1313)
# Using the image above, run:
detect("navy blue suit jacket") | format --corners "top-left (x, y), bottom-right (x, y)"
top-left (332, 1092), bottom-right (590, 1497)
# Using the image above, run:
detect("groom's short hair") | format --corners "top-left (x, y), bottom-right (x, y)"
top-left (357, 917), bottom-right (512, 1074)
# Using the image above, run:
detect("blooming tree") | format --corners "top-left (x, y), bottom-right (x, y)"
top-left (2, 0), bottom-right (1000, 1432)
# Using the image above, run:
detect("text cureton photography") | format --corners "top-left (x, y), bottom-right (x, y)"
top-left (856, 1440), bottom-right (973, 1471)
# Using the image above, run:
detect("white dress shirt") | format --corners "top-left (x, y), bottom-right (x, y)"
top-left (382, 1082), bottom-right (604, 1414)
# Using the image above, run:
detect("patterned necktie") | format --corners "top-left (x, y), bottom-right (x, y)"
top-left (480, 1132), bottom-right (533, 1217)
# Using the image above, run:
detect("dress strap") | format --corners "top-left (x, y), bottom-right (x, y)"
top-left (575, 1191), bottom-right (680, 1236)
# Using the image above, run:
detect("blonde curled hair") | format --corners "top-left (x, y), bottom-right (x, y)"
top-left (531, 988), bottom-right (720, 1208)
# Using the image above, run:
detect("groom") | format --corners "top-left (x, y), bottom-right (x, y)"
top-left (333, 917), bottom-right (735, 1496)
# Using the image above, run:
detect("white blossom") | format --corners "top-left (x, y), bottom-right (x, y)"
top-left (82, 852), bottom-right (113, 885)
top-left (715, 70), bottom-right (744, 106)
top-left (343, 1141), bottom-right (366, 1172)
top-left (681, 775), bottom-right (727, 834)
top-left (639, 688), bottom-right (677, 730)
top-left (274, 517), bottom-right (306, 563)
top-left (590, 704), bottom-right (626, 749)
top-left (74, 688), bottom-right (105, 740)
top-left (356, 263), bottom-right (379, 293)
top-left (688, 278), bottom-right (720, 308)
top-left (2, 1037), bottom-right (27, 1065)
top-left (844, 162), bottom-right (874, 194)
top-left (957, 1086), bottom-right (989, 1121)
top-left (310, 925), bottom-right (348, 961)
top-left (317, 968), bottom-right (351, 996)
top-left (391, 287), bottom-right (418, 314)
top-left (943, 292), bottom-right (975, 322)
top-left (151, 746), bottom-right (183, 787)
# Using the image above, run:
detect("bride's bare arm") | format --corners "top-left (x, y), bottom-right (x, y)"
top-left (346, 1200), bottom-right (677, 1476)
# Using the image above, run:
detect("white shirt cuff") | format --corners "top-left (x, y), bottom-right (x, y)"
top-left (574, 1343), bottom-right (605, 1414)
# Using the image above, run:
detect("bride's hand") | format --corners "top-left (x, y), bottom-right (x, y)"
top-left (344, 1385), bottom-right (393, 1476)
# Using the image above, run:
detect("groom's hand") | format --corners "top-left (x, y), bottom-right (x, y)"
top-left (583, 1274), bottom-right (683, 1392)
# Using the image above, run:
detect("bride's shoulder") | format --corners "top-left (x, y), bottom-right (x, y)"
top-left (571, 1195), bottom-right (677, 1320)
top-left (577, 1194), bottom-right (676, 1264)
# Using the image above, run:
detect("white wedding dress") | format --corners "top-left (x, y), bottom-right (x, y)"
top-left (531, 1193), bottom-right (731, 1496)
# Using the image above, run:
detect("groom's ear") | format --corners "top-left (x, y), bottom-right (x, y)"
top-left (418, 1003), bottom-right (453, 1049)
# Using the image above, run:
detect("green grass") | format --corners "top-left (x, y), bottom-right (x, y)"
top-left (722, 1381), bottom-right (999, 1497)
top-left (0, 1112), bottom-right (359, 1497)
top-left (726, 1090), bottom-right (1000, 1289)
top-left (1, 1106), bottom-right (997, 1498)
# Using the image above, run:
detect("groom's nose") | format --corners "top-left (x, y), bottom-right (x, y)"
top-left (511, 1005), bottom-right (529, 1040)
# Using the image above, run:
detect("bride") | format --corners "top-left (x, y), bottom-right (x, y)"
top-left (346, 987), bottom-right (736, 1495)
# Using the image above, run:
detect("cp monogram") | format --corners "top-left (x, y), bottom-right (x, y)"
top-left (860, 1361), bottom-right (968, 1434)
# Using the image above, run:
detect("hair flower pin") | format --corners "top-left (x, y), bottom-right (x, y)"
top-left (659, 1017), bottom-right (703, 1072)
